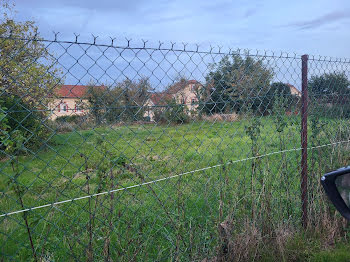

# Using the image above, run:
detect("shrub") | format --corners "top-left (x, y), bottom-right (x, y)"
top-left (0, 100), bottom-right (10, 152)
top-left (55, 115), bottom-right (82, 123)
top-left (54, 115), bottom-right (93, 132)
top-left (0, 92), bottom-right (49, 155)
top-left (153, 99), bottom-right (190, 124)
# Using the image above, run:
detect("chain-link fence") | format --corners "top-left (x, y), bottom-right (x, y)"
top-left (0, 34), bottom-right (349, 261)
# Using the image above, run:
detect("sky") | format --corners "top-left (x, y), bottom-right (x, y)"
top-left (10, 0), bottom-right (350, 58)
top-left (3, 0), bottom-right (350, 88)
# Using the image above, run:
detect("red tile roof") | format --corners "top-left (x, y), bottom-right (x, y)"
top-left (166, 79), bottom-right (201, 94)
top-left (55, 85), bottom-right (105, 98)
top-left (187, 80), bottom-right (199, 84)
top-left (148, 80), bottom-right (203, 105)
top-left (149, 93), bottom-right (172, 105)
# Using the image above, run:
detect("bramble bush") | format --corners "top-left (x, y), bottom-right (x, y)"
top-left (0, 93), bottom-right (49, 156)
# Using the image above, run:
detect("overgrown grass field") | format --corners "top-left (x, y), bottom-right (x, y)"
top-left (0, 115), bottom-right (349, 261)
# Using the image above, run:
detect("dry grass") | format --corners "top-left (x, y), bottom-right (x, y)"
top-left (1, 118), bottom-right (349, 261)
top-left (203, 113), bottom-right (239, 122)
top-left (208, 206), bottom-right (349, 262)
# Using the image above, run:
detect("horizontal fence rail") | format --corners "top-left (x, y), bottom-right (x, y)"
top-left (0, 34), bottom-right (349, 261)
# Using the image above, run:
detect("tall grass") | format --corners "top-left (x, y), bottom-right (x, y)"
top-left (0, 115), bottom-right (349, 261)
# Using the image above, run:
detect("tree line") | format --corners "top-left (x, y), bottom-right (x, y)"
top-left (82, 55), bottom-right (350, 125)
top-left (87, 78), bottom-right (152, 124)
top-left (1, 1), bottom-right (350, 155)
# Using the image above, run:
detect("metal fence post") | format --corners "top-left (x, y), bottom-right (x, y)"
top-left (301, 54), bottom-right (309, 228)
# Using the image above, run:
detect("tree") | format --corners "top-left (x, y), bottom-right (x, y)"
top-left (0, 1), bottom-right (61, 109)
top-left (200, 54), bottom-right (273, 115)
top-left (308, 73), bottom-right (350, 118)
top-left (117, 78), bottom-right (151, 121)
top-left (88, 78), bottom-right (153, 124)
top-left (88, 85), bottom-right (110, 125)
top-left (0, 1), bottom-right (60, 153)
top-left (267, 82), bottom-right (297, 112)
top-left (269, 82), bottom-right (292, 97)
top-left (0, 92), bottom-right (49, 153)
top-left (308, 72), bottom-right (350, 97)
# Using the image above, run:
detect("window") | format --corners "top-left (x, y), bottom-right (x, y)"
top-left (58, 102), bottom-right (68, 112)
top-left (75, 103), bottom-right (81, 112)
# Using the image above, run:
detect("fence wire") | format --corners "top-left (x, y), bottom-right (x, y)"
top-left (0, 34), bottom-right (349, 261)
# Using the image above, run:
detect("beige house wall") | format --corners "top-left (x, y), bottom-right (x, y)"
top-left (143, 83), bottom-right (200, 122)
top-left (49, 98), bottom-right (89, 120)
top-left (290, 86), bottom-right (301, 97)
top-left (143, 99), bottom-right (155, 121)
top-left (173, 83), bottom-right (199, 112)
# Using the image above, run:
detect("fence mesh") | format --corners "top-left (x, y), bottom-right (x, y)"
top-left (0, 34), bottom-right (349, 261)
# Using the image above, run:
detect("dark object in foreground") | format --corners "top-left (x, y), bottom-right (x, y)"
top-left (321, 166), bottom-right (350, 220)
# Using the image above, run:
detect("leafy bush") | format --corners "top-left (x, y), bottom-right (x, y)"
top-left (154, 99), bottom-right (190, 124)
top-left (0, 92), bottom-right (49, 155)
top-left (0, 100), bottom-right (10, 151)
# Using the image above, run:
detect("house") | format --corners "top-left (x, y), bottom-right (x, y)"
top-left (143, 93), bottom-right (166, 122)
top-left (166, 79), bottom-right (202, 111)
top-left (49, 85), bottom-right (105, 120)
top-left (143, 80), bottom-right (203, 121)
top-left (287, 84), bottom-right (301, 97)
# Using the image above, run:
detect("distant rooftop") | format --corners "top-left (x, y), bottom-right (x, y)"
top-left (55, 85), bottom-right (105, 98)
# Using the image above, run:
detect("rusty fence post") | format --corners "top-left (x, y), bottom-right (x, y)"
top-left (301, 54), bottom-right (309, 228)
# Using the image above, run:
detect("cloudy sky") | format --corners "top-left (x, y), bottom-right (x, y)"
top-left (11, 0), bottom-right (350, 58)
